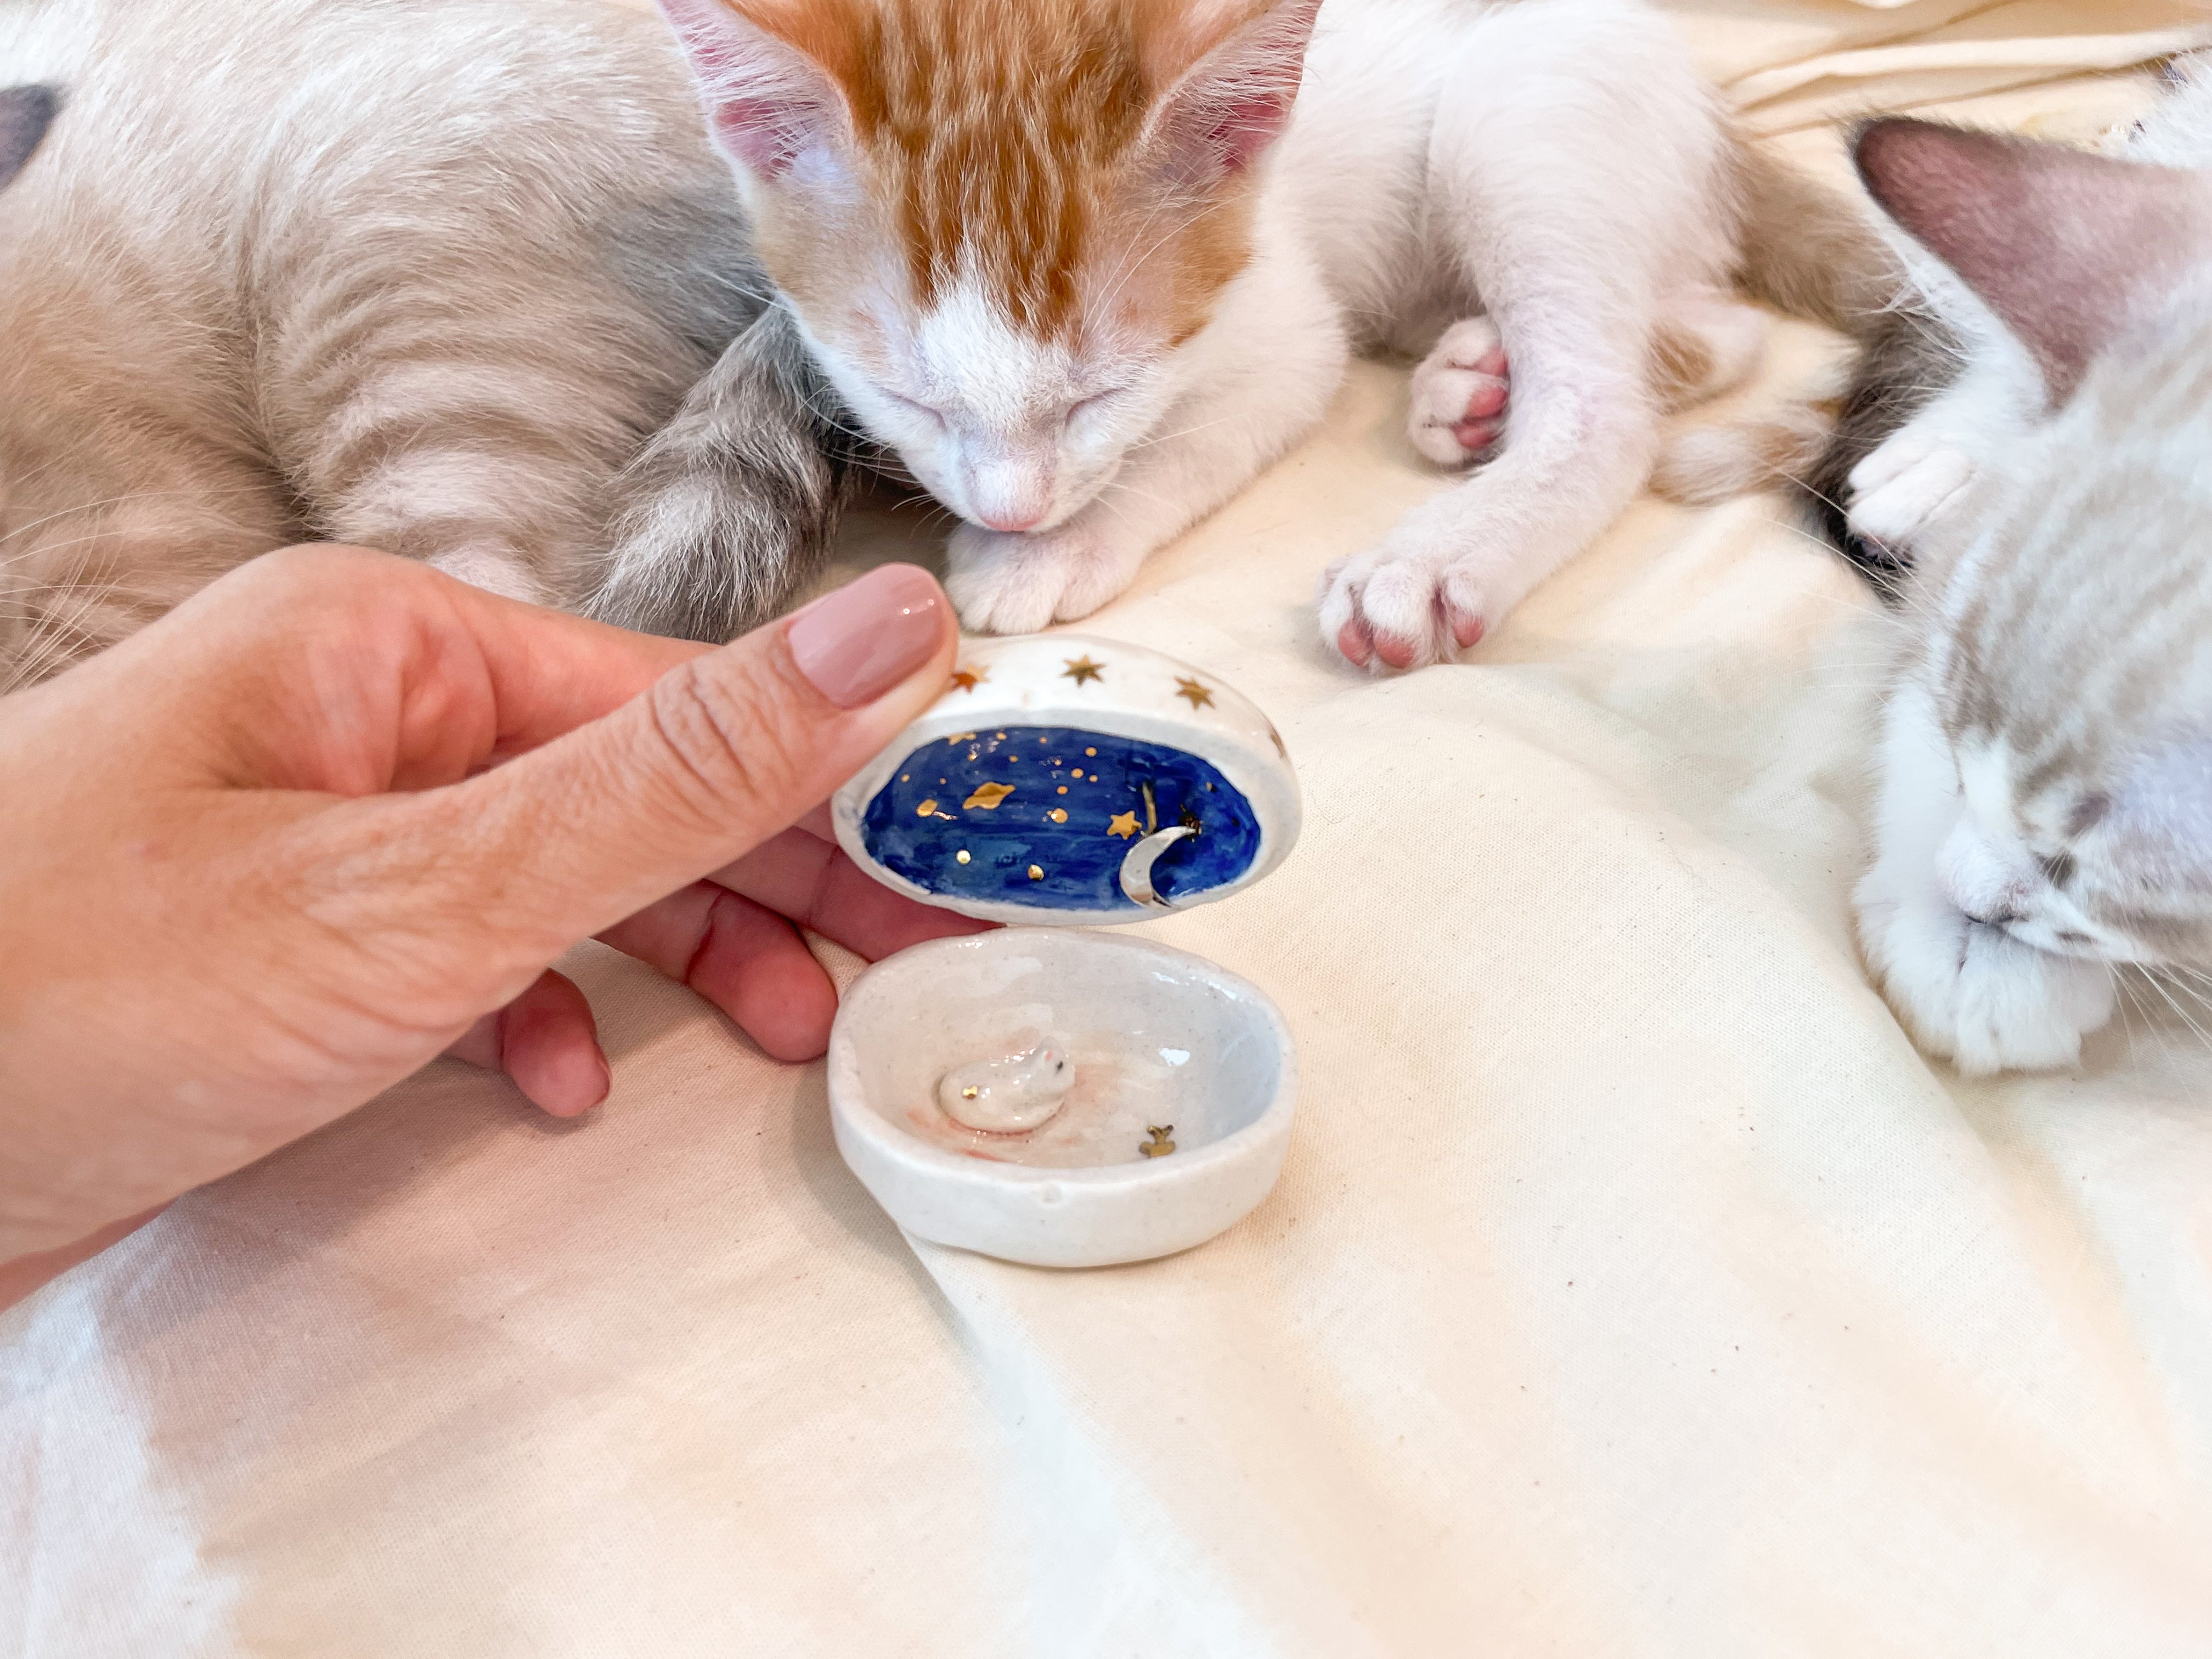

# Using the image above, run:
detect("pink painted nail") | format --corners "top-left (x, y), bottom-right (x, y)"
top-left (786, 564), bottom-right (947, 708)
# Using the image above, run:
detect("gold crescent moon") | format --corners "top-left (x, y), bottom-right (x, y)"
top-left (1119, 825), bottom-right (1195, 909)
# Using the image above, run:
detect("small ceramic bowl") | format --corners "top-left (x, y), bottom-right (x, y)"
top-left (827, 928), bottom-right (1296, 1268)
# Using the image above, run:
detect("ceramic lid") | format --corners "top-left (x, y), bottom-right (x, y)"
top-left (831, 633), bottom-right (1300, 927)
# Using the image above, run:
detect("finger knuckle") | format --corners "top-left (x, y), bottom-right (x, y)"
top-left (644, 655), bottom-right (807, 825)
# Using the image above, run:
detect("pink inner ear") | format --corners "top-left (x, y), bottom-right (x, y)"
top-left (709, 94), bottom-right (822, 177)
top-left (1854, 119), bottom-right (2203, 401)
top-left (1144, 0), bottom-right (1322, 183)
top-left (1198, 87), bottom-right (1297, 173)
top-left (657, 0), bottom-right (841, 181)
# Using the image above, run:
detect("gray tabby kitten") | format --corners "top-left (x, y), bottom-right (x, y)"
top-left (1839, 77), bottom-right (2212, 1073)
top-left (0, 0), bottom-right (853, 691)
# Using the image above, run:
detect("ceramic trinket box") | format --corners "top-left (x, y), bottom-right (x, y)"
top-left (826, 633), bottom-right (1301, 1268)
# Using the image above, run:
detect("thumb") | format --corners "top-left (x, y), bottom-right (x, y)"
top-left (400, 563), bottom-right (956, 952)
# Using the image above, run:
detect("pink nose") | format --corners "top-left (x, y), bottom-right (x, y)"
top-left (977, 506), bottom-right (1045, 534)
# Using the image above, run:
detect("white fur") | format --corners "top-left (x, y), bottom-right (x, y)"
top-left (1840, 55), bottom-right (2212, 551)
top-left (942, 194), bottom-right (1349, 633)
top-left (1852, 59), bottom-right (2212, 1072)
top-left (672, 0), bottom-right (1742, 648)
top-left (1406, 316), bottom-right (1509, 467)
top-left (1839, 277), bottom-right (2043, 551)
top-left (1855, 676), bottom-right (2115, 1074)
top-left (1302, 0), bottom-right (1736, 666)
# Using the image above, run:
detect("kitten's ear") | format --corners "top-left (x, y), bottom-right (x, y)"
top-left (656, 0), bottom-right (855, 180)
top-left (1136, 0), bottom-right (1324, 187)
top-left (1854, 118), bottom-right (2204, 401)
top-left (0, 86), bottom-right (60, 193)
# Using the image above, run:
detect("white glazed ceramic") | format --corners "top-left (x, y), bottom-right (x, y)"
top-left (831, 633), bottom-right (1300, 927)
top-left (827, 928), bottom-right (1297, 1268)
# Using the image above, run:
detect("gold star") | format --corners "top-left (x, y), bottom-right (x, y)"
top-left (948, 664), bottom-right (988, 694)
top-left (963, 781), bottom-right (1014, 810)
top-left (1174, 676), bottom-right (1215, 709)
top-left (1061, 655), bottom-right (1105, 686)
top-left (1140, 1126), bottom-right (1176, 1158)
top-left (1108, 811), bottom-right (1139, 839)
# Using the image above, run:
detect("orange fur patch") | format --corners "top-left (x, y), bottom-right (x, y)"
top-left (732, 0), bottom-right (1268, 341)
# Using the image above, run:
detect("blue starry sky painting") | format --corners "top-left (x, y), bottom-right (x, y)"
top-left (860, 724), bottom-right (1262, 913)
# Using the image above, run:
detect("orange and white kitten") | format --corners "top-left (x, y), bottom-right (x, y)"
top-left (658, 0), bottom-right (1881, 666)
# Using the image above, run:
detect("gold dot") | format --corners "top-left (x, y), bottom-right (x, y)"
top-left (1086, 748), bottom-right (1097, 757)
top-left (916, 798), bottom-right (938, 816)
top-left (901, 774), bottom-right (910, 782)
top-left (962, 1086), bottom-right (978, 1100)
top-left (1028, 865), bottom-right (1044, 881)
top-left (1071, 769), bottom-right (1084, 779)
top-left (995, 731), bottom-right (1006, 740)
top-left (1058, 786), bottom-right (1068, 795)
top-left (956, 850), bottom-right (971, 864)
top-left (1050, 808), bottom-right (1068, 823)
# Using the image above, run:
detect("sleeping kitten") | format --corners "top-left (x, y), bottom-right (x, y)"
top-left (1837, 105), bottom-right (2212, 1073)
top-left (0, 0), bottom-right (849, 690)
top-left (655, 0), bottom-right (1889, 668)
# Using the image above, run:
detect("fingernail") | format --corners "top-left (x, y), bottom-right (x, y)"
top-left (786, 565), bottom-right (948, 709)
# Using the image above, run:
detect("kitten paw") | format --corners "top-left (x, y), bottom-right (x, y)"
top-left (1408, 318), bottom-right (1511, 467)
top-left (1857, 888), bottom-right (2117, 1075)
top-left (1847, 436), bottom-right (1974, 549)
top-left (945, 519), bottom-right (1145, 635)
top-left (1317, 537), bottom-right (1489, 673)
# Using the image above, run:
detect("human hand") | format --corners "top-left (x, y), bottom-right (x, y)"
top-left (0, 547), bottom-right (973, 1283)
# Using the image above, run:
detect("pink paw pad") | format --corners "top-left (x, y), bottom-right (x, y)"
top-left (1451, 345), bottom-right (1510, 452)
top-left (1372, 629), bottom-right (1420, 672)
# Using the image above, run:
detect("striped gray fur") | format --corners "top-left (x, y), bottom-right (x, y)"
top-left (1847, 69), bottom-right (2212, 1073)
top-left (0, 0), bottom-right (837, 689)
top-left (586, 302), bottom-right (866, 643)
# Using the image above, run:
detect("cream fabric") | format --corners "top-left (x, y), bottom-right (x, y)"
top-left (10, 4), bottom-right (2212, 1655)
